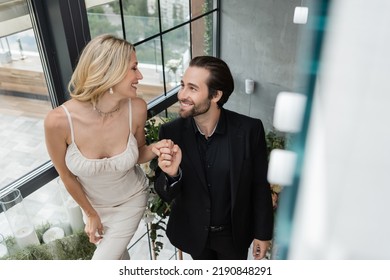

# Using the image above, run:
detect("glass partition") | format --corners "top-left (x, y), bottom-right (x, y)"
top-left (160, 0), bottom-right (190, 31)
top-left (87, 1), bottom-right (123, 38)
top-left (0, 27), bottom-right (52, 191)
top-left (191, 12), bottom-right (214, 56)
top-left (162, 25), bottom-right (190, 88)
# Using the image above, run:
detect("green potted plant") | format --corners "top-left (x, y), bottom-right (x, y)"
top-left (141, 117), bottom-right (172, 258)
top-left (265, 129), bottom-right (288, 210)
top-left (0, 223), bottom-right (95, 260)
top-left (264, 129), bottom-right (288, 259)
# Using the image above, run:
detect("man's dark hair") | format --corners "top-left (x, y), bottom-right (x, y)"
top-left (189, 56), bottom-right (234, 108)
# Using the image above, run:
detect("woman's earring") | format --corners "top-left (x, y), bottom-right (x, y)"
top-left (109, 88), bottom-right (114, 95)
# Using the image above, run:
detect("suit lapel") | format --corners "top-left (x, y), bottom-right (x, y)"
top-left (228, 114), bottom-right (245, 207)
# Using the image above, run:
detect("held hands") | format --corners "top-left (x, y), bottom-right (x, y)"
top-left (152, 139), bottom-right (182, 177)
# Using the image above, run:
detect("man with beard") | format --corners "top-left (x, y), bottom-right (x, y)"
top-left (152, 56), bottom-right (274, 260)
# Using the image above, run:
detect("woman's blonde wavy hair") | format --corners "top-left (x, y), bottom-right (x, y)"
top-left (68, 34), bottom-right (135, 106)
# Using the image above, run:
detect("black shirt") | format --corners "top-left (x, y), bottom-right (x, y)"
top-left (191, 110), bottom-right (231, 226)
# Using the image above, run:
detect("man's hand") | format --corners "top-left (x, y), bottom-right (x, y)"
top-left (252, 239), bottom-right (271, 260)
top-left (152, 139), bottom-right (182, 177)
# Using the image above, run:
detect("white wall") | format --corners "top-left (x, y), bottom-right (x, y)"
top-left (220, 0), bottom-right (304, 130)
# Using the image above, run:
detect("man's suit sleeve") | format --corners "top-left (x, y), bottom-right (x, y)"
top-left (253, 119), bottom-right (274, 240)
top-left (154, 124), bottom-right (183, 203)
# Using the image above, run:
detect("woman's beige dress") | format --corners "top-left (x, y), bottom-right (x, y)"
top-left (61, 99), bottom-right (148, 260)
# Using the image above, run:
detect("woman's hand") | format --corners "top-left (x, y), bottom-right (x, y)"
top-left (84, 212), bottom-right (104, 244)
top-left (152, 139), bottom-right (182, 177)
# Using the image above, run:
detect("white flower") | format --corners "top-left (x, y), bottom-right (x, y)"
top-left (140, 162), bottom-right (151, 174)
top-left (143, 208), bottom-right (156, 223)
top-left (148, 191), bottom-right (158, 203)
top-left (166, 59), bottom-right (181, 72)
top-left (271, 184), bottom-right (283, 193)
top-left (140, 162), bottom-right (155, 178)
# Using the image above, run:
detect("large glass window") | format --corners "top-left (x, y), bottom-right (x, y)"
top-left (160, 0), bottom-right (190, 31)
top-left (162, 25), bottom-right (190, 88)
top-left (86, 1), bottom-right (123, 38)
top-left (191, 12), bottom-right (213, 57)
top-left (134, 40), bottom-right (164, 104)
top-left (0, 27), bottom-right (52, 191)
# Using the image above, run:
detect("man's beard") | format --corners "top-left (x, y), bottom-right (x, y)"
top-left (179, 98), bottom-right (211, 118)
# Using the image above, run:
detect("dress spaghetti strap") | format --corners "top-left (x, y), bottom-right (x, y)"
top-left (128, 99), bottom-right (132, 134)
top-left (61, 105), bottom-right (75, 143)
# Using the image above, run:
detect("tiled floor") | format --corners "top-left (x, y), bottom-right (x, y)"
top-left (0, 94), bottom-right (52, 187)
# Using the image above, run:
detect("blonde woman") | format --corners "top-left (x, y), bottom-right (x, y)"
top-left (44, 34), bottom-right (172, 259)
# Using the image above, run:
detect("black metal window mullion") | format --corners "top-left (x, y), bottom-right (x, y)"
top-left (188, 0), bottom-right (193, 59)
top-left (119, 0), bottom-right (126, 39)
top-left (156, 0), bottom-right (167, 99)
top-left (214, 0), bottom-right (221, 57)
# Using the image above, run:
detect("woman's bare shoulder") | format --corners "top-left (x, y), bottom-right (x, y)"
top-left (44, 103), bottom-right (69, 131)
top-left (130, 97), bottom-right (147, 117)
top-left (131, 97), bottom-right (147, 108)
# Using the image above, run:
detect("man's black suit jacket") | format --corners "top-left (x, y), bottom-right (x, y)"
top-left (154, 109), bottom-right (274, 256)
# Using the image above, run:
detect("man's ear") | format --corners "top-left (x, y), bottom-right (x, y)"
top-left (212, 90), bottom-right (223, 103)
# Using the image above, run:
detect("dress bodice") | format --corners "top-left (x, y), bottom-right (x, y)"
top-left (61, 100), bottom-right (148, 207)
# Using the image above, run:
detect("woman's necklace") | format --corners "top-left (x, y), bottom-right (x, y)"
top-left (93, 103), bottom-right (120, 117)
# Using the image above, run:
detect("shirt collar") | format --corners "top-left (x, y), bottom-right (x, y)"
top-left (191, 108), bottom-right (226, 136)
